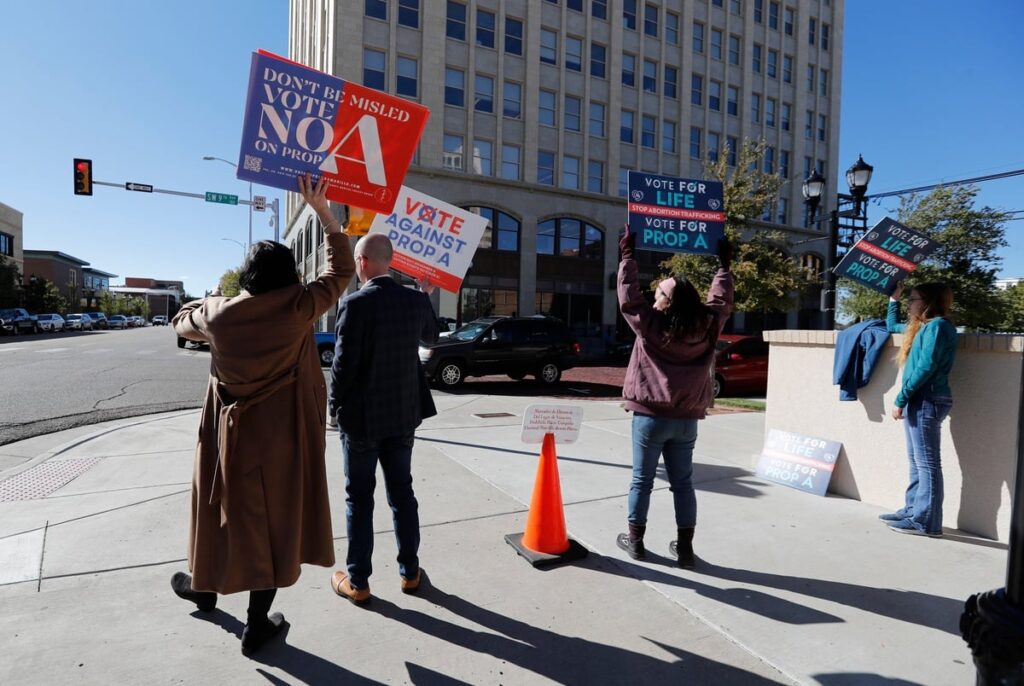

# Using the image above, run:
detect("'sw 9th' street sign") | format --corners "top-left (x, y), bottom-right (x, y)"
top-left (205, 192), bottom-right (238, 205)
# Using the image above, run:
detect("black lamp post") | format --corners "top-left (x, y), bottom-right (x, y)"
top-left (801, 155), bottom-right (874, 329)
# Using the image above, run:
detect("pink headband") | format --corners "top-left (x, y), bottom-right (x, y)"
top-left (658, 277), bottom-right (677, 301)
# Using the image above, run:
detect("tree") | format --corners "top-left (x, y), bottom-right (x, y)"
top-left (219, 268), bottom-right (241, 297)
top-left (839, 186), bottom-right (1010, 330)
top-left (659, 139), bottom-right (808, 313)
top-left (999, 283), bottom-right (1024, 333)
top-left (22, 277), bottom-right (67, 314)
top-left (0, 256), bottom-right (21, 308)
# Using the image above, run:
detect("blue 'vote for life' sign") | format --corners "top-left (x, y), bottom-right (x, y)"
top-left (833, 217), bottom-right (941, 296)
top-left (627, 171), bottom-right (725, 255)
top-left (755, 429), bottom-right (842, 497)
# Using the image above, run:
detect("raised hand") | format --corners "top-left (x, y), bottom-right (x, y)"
top-left (717, 237), bottom-right (733, 270)
top-left (619, 224), bottom-right (636, 260)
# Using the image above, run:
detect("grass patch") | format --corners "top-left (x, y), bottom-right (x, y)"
top-left (716, 398), bottom-right (766, 411)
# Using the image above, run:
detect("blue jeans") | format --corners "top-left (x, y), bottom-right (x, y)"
top-left (341, 431), bottom-right (419, 588)
top-left (898, 395), bottom-right (953, 534)
top-left (627, 413), bottom-right (699, 528)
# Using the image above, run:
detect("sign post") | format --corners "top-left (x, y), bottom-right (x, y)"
top-left (627, 172), bottom-right (725, 254)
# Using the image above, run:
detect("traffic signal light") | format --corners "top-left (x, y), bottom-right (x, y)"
top-left (74, 158), bottom-right (93, 196)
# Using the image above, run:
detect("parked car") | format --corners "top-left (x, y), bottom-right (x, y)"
top-left (132, 316), bottom-right (146, 327)
top-left (714, 335), bottom-right (770, 398)
top-left (85, 312), bottom-right (108, 330)
top-left (35, 313), bottom-right (65, 332)
top-left (107, 315), bottom-right (129, 330)
top-left (151, 315), bottom-right (168, 326)
top-left (315, 331), bottom-right (336, 367)
top-left (65, 313), bottom-right (93, 331)
top-left (0, 308), bottom-right (38, 335)
top-left (420, 316), bottom-right (580, 388)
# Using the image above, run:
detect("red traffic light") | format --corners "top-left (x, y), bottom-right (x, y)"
top-left (73, 158), bottom-right (93, 196)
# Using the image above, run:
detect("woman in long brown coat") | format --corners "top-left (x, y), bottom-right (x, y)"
top-left (170, 175), bottom-right (354, 656)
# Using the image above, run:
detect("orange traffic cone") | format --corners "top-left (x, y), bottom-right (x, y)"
top-left (505, 432), bottom-right (588, 567)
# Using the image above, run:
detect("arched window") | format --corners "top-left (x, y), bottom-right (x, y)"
top-left (465, 206), bottom-right (520, 252)
top-left (537, 218), bottom-right (603, 260)
top-left (800, 253), bottom-right (823, 281)
top-left (304, 217), bottom-right (314, 258)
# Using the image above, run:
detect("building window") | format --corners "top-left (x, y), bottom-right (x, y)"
top-left (727, 86), bottom-right (739, 116)
top-left (587, 160), bottom-right (604, 193)
top-left (537, 218), bottom-right (603, 259)
top-left (711, 29), bottom-right (723, 60)
top-left (505, 17), bottom-right (523, 55)
top-left (444, 67), bottom-right (465, 106)
top-left (477, 9), bottom-right (496, 48)
top-left (807, 65), bottom-right (815, 92)
top-left (784, 6), bottom-right (794, 35)
top-left (783, 54), bottom-right (793, 83)
top-left (664, 66), bottom-right (678, 98)
top-left (693, 22), bottom-right (704, 53)
top-left (568, 0), bottom-right (583, 12)
top-left (804, 156), bottom-right (812, 179)
top-left (800, 252), bottom-right (822, 278)
top-left (781, 102), bottom-right (791, 131)
top-left (474, 74), bottom-right (494, 113)
top-left (501, 144), bottom-right (521, 180)
top-left (473, 139), bottom-right (493, 175)
top-left (767, 49), bottom-right (778, 78)
top-left (754, 0), bottom-right (763, 23)
top-left (539, 89), bottom-right (557, 126)
top-left (730, 0), bottom-right (742, 14)
top-left (644, 3), bottom-right (658, 36)
top-left (708, 131), bottom-right (720, 162)
top-left (780, 149), bottom-right (790, 178)
top-left (396, 56), bottom-right (418, 98)
top-left (691, 74), bottom-right (703, 105)
top-left (362, 49), bottom-right (385, 90)
top-left (503, 81), bottom-right (522, 118)
top-left (623, 0), bottom-right (637, 30)
top-left (769, 1), bottom-right (779, 29)
top-left (709, 80), bottom-right (722, 111)
top-left (752, 44), bottom-right (762, 72)
top-left (728, 35), bottom-right (741, 65)
top-left (591, 43), bottom-right (607, 78)
top-left (751, 93), bottom-right (761, 123)
top-left (0, 232), bottom-right (13, 257)
top-left (642, 59), bottom-right (657, 92)
top-left (398, 0), bottom-right (419, 28)
top-left (805, 110), bottom-right (813, 138)
top-left (589, 102), bottom-right (606, 137)
top-left (365, 0), bottom-right (386, 21)
top-left (808, 17), bottom-right (816, 46)
top-left (641, 115), bottom-right (656, 148)
top-left (764, 146), bottom-right (775, 173)
top-left (565, 95), bottom-right (582, 131)
top-left (689, 127), bottom-right (701, 159)
top-left (663, 120), bottom-right (677, 153)
top-left (447, 1), bottom-right (466, 40)
top-left (666, 12), bottom-right (679, 44)
top-left (443, 134), bottom-right (464, 170)
top-left (622, 53), bottom-right (636, 87)
top-left (592, 0), bottom-right (608, 20)
top-left (537, 150), bottom-right (556, 185)
top-left (818, 114), bottom-right (827, 141)
top-left (618, 167), bottom-right (630, 197)
top-left (468, 207), bottom-right (520, 252)
top-left (541, 29), bottom-right (558, 65)
top-left (817, 159), bottom-right (825, 175)
top-left (766, 98), bottom-right (776, 127)
top-left (820, 69), bottom-right (828, 96)
top-left (621, 110), bottom-right (635, 143)
top-left (822, 23), bottom-right (830, 50)
top-left (566, 36), bottom-right (584, 71)
top-left (562, 156), bottom-right (581, 189)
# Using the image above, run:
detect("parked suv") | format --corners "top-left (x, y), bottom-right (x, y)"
top-left (151, 315), bottom-right (168, 326)
top-left (35, 313), bottom-right (65, 332)
top-left (85, 312), bottom-right (108, 330)
top-left (714, 335), bottom-right (770, 398)
top-left (0, 308), bottom-right (38, 335)
top-left (420, 316), bottom-right (580, 388)
top-left (65, 313), bottom-right (93, 331)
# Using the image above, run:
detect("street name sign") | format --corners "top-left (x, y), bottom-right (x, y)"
top-left (125, 182), bottom-right (153, 193)
top-left (627, 171), bottom-right (725, 255)
top-left (205, 192), bottom-right (239, 205)
top-left (833, 217), bottom-right (941, 295)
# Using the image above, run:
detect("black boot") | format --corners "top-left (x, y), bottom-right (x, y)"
top-left (171, 572), bottom-right (216, 612)
top-left (669, 527), bottom-right (695, 569)
top-left (241, 589), bottom-right (284, 656)
top-left (616, 522), bottom-right (646, 560)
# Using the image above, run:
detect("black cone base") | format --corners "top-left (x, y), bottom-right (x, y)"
top-left (504, 532), bottom-right (589, 568)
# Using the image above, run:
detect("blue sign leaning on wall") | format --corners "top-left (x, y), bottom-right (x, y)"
top-left (755, 429), bottom-right (842, 497)
top-left (627, 171), bottom-right (725, 255)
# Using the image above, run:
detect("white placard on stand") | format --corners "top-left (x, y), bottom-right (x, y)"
top-left (521, 404), bottom-right (583, 444)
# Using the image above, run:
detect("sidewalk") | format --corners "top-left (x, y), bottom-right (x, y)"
top-left (0, 394), bottom-right (1005, 684)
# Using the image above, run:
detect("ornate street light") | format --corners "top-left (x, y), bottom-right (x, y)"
top-left (846, 154), bottom-right (874, 199)
top-left (801, 169), bottom-right (826, 223)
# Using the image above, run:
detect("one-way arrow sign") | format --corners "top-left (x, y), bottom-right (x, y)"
top-left (125, 182), bottom-right (154, 193)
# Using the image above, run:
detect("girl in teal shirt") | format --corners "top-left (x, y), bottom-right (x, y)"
top-left (880, 282), bottom-right (957, 537)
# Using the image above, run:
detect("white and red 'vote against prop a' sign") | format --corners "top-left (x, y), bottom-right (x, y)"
top-left (366, 186), bottom-right (488, 293)
top-left (236, 50), bottom-right (428, 214)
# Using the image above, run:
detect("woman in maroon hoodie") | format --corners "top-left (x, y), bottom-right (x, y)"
top-left (615, 227), bottom-right (733, 568)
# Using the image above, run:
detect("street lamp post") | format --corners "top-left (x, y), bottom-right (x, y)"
top-left (801, 155), bottom-right (874, 329)
top-left (203, 156), bottom-right (252, 250)
top-left (221, 237), bottom-right (246, 263)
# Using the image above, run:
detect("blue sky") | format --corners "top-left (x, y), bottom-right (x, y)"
top-left (1, 0), bottom-right (1021, 297)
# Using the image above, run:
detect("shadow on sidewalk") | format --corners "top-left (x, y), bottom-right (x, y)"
top-left (369, 575), bottom-right (786, 684)
top-left (192, 609), bottom-right (379, 684)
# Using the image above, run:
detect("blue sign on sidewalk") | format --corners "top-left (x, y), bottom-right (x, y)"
top-left (627, 171), bottom-right (725, 255)
top-left (755, 429), bottom-right (842, 497)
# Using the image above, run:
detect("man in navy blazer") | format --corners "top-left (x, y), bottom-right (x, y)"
top-left (328, 233), bottom-right (439, 604)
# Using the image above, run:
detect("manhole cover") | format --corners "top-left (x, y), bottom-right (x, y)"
top-left (472, 412), bottom-right (516, 419)
top-left (0, 458), bottom-right (101, 502)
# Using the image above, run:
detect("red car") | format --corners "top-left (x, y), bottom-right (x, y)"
top-left (714, 335), bottom-right (769, 398)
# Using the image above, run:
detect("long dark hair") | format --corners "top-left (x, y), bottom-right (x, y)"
top-left (662, 274), bottom-right (716, 343)
top-left (238, 241), bottom-right (299, 295)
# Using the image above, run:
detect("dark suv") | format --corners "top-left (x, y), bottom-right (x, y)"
top-left (420, 316), bottom-right (580, 388)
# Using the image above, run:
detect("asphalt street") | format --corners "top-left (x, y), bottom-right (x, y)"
top-left (0, 326), bottom-right (211, 445)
